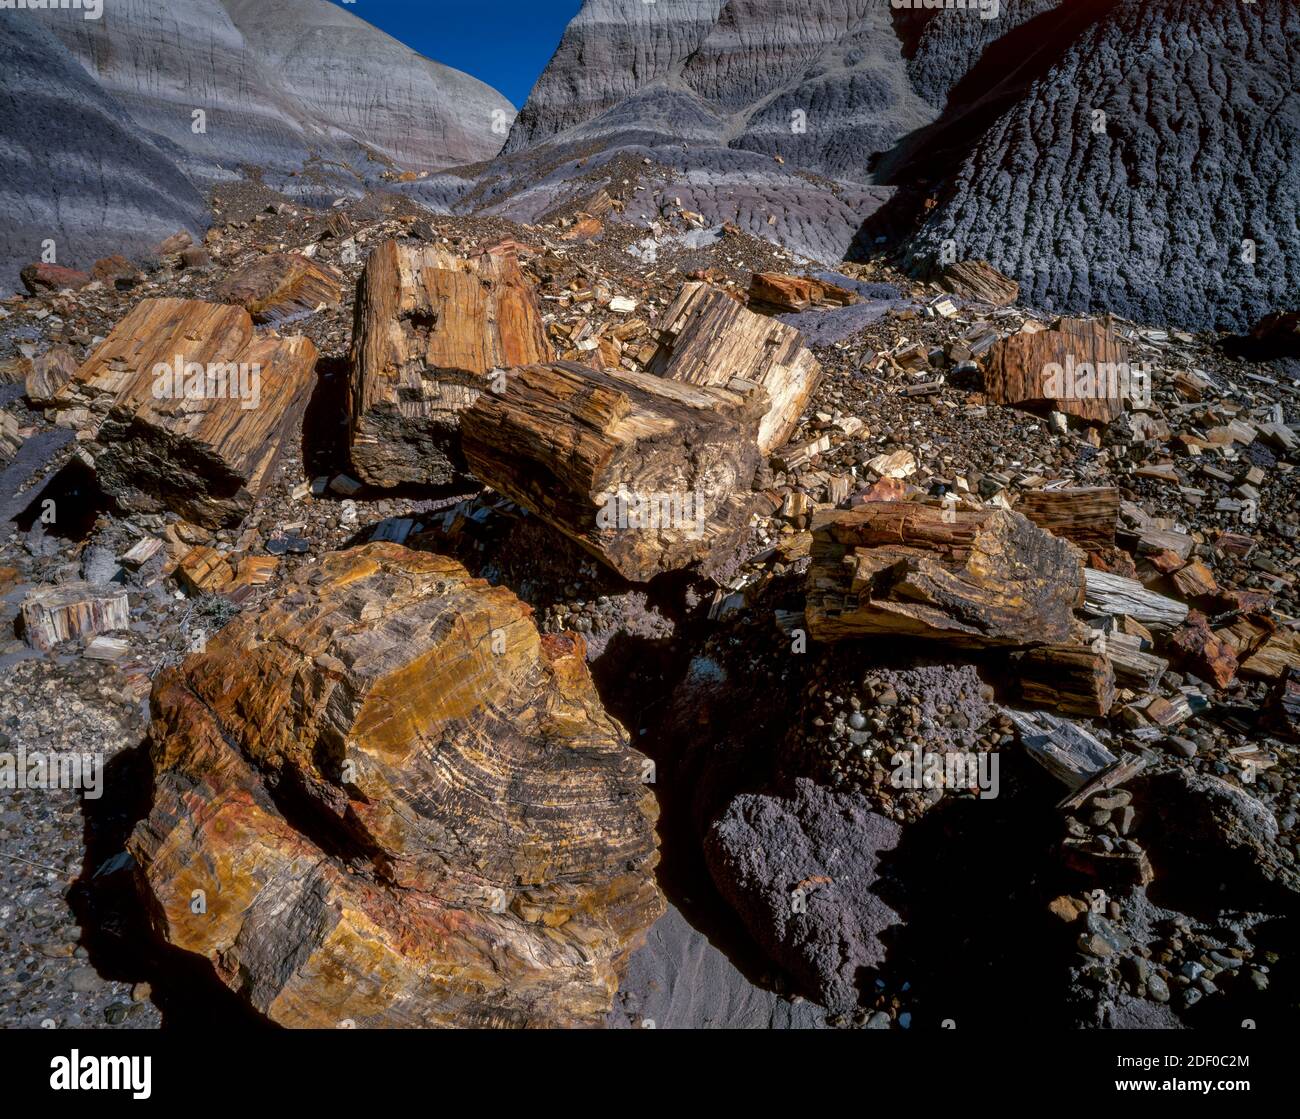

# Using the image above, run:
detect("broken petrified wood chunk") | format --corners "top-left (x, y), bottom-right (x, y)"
top-left (1083, 569), bottom-right (1189, 629)
top-left (1169, 611), bottom-right (1238, 689)
top-left (1013, 486), bottom-right (1119, 551)
top-left (1005, 708), bottom-right (1118, 790)
top-left (24, 346), bottom-right (78, 406)
top-left (50, 298), bottom-right (317, 529)
top-left (462, 361), bottom-right (767, 583)
top-left (805, 502), bottom-right (1083, 646)
top-left (129, 543), bottom-right (663, 1028)
top-left (646, 281), bottom-right (822, 454)
top-left (984, 317), bottom-right (1135, 423)
top-left (21, 582), bottom-right (129, 651)
top-left (214, 253), bottom-right (341, 325)
top-left (348, 239), bottom-right (551, 487)
top-left (748, 272), bottom-right (858, 312)
top-left (936, 259), bottom-right (1020, 307)
top-left (1013, 644), bottom-right (1116, 718)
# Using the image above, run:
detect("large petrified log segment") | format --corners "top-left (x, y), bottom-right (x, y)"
top-left (348, 240), bottom-right (551, 487)
top-left (984, 318), bottom-right (1132, 424)
top-left (647, 281), bottom-right (822, 454)
top-left (130, 543), bottom-right (663, 1028)
top-left (806, 502), bottom-right (1083, 646)
top-left (1012, 645), bottom-right (1116, 718)
top-left (51, 297), bottom-right (316, 528)
top-left (462, 361), bottom-right (767, 583)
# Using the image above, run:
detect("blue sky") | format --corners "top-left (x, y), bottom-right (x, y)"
top-left (329, 0), bottom-right (581, 108)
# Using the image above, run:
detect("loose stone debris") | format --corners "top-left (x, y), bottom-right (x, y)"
top-left (1, 171), bottom-right (1297, 1034)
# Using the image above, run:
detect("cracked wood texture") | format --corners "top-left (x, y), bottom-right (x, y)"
top-left (462, 360), bottom-right (766, 583)
top-left (52, 297), bottom-right (316, 528)
top-left (984, 318), bottom-right (1130, 424)
top-left (348, 239), bottom-right (551, 487)
top-left (647, 281), bottom-right (821, 454)
top-left (806, 502), bottom-right (1083, 646)
top-left (1013, 486), bottom-right (1119, 552)
top-left (214, 252), bottom-right (341, 325)
top-left (130, 543), bottom-right (663, 1028)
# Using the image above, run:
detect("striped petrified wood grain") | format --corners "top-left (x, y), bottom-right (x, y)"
top-left (348, 239), bottom-right (551, 487)
top-left (130, 543), bottom-right (663, 1028)
top-left (214, 252), bottom-right (342, 325)
top-left (1013, 486), bottom-right (1120, 552)
top-left (984, 317), bottom-right (1131, 424)
top-left (806, 501), bottom-right (1084, 645)
top-left (647, 281), bottom-right (822, 454)
top-left (461, 360), bottom-right (768, 583)
top-left (51, 297), bottom-right (316, 528)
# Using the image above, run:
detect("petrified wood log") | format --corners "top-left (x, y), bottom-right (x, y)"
top-left (1097, 629), bottom-right (1167, 691)
top-left (214, 253), bottom-right (341, 325)
top-left (21, 582), bottom-right (129, 651)
top-left (984, 317), bottom-right (1133, 424)
top-left (348, 240), bottom-right (551, 487)
top-left (1014, 487), bottom-right (1119, 551)
top-left (130, 543), bottom-right (663, 1028)
top-left (647, 281), bottom-right (822, 454)
top-left (1006, 709), bottom-right (1117, 790)
top-left (805, 503), bottom-right (1083, 646)
top-left (462, 361), bottom-right (767, 583)
top-left (51, 298), bottom-right (316, 529)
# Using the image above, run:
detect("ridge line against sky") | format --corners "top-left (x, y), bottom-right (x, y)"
top-left (327, 0), bottom-right (581, 109)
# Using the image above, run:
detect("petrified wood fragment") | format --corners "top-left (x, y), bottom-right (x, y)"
top-left (937, 260), bottom-right (1019, 307)
top-left (1014, 487), bottom-right (1119, 552)
top-left (1082, 569), bottom-right (1189, 629)
top-left (462, 361), bottom-right (767, 582)
top-left (51, 298), bottom-right (316, 528)
top-left (21, 582), bottom-right (129, 651)
top-left (984, 317), bottom-right (1134, 424)
top-left (806, 503), bottom-right (1083, 646)
top-left (214, 253), bottom-right (341, 325)
top-left (130, 543), bottom-right (663, 1028)
top-left (647, 281), bottom-right (821, 454)
top-left (348, 240), bottom-right (551, 487)
top-left (748, 272), bottom-right (858, 313)
top-left (1013, 644), bottom-right (1115, 718)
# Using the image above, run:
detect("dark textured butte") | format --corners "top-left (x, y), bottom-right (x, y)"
top-left (131, 543), bottom-right (664, 1028)
top-left (486, 0), bottom-right (1300, 330)
top-left (907, 0), bottom-right (1300, 330)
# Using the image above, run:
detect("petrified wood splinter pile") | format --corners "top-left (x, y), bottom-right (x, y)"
top-left (806, 502), bottom-right (1084, 646)
top-left (463, 361), bottom-right (768, 582)
top-left (348, 239), bottom-right (551, 487)
top-left (50, 297), bottom-right (317, 528)
top-left (131, 543), bottom-right (663, 1028)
